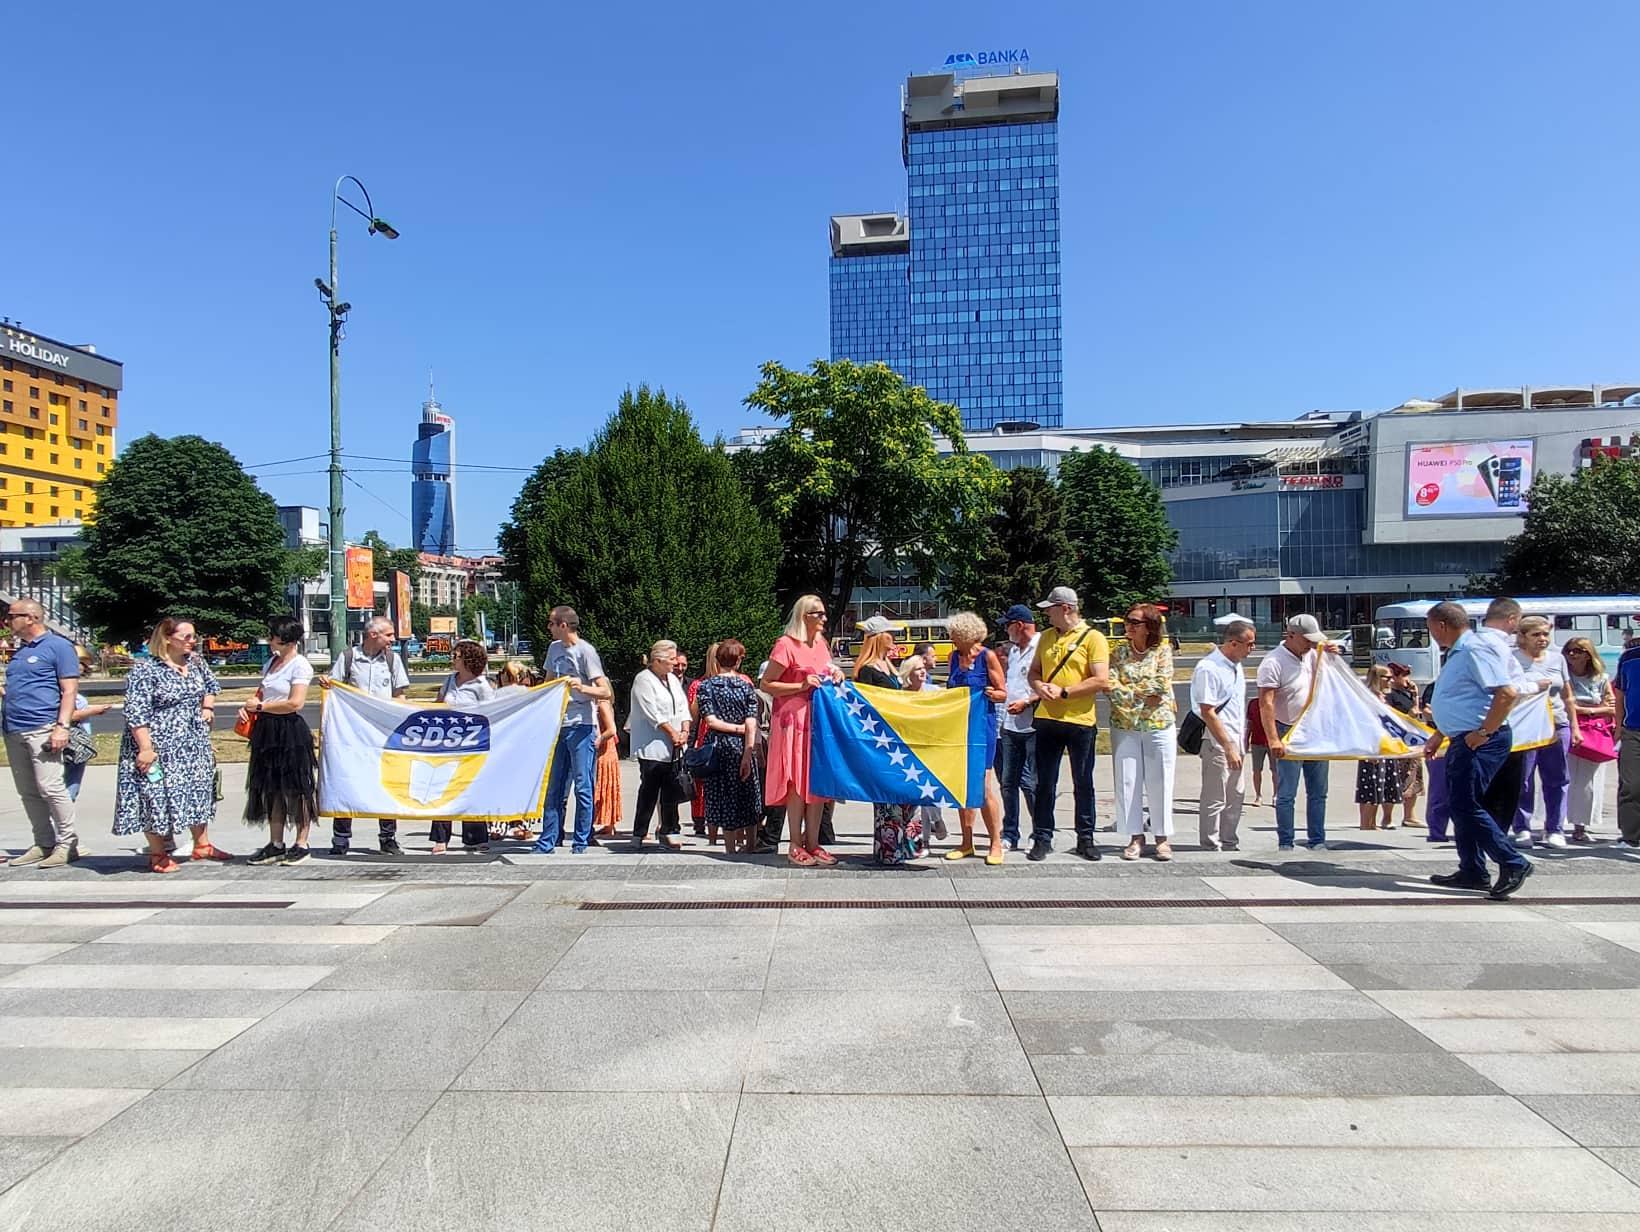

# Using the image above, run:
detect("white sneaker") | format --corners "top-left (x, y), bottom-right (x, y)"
top-left (1545, 832), bottom-right (1568, 849)
top-left (1513, 831), bottom-right (1534, 848)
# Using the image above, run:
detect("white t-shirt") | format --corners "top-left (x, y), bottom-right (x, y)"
top-left (1516, 649), bottom-right (1569, 727)
top-left (1256, 643), bottom-right (1314, 726)
top-left (1003, 633), bottom-right (1041, 734)
top-left (1190, 648), bottom-right (1246, 746)
top-left (261, 653), bottom-right (315, 702)
top-left (1480, 626), bottom-right (1526, 684)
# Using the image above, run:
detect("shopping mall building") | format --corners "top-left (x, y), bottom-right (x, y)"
top-left (732, 382), bottom-right (1639, 627)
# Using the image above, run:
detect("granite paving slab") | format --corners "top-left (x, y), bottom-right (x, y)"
top-left (540, 924), bottom-right (774, 990)
top-left (316, 923), bottom-right (582, 991)
top-left (1032, 1051), bottom-right (1501, 1097)
top-left (1521, 1097), bottom-right (1640, 1147)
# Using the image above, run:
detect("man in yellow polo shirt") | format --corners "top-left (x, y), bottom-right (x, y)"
top-left (1027, 586), bottom-right (1111, 861)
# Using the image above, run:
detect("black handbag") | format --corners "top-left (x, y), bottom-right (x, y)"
top-left (664, 753), bottom-right (695, 804)
top-left (1176, 709), bottom-right (1207, 755)
top-left (682, 736), bottom-right (720, 778)
top-left (63, 725), bottom-right (98, 766)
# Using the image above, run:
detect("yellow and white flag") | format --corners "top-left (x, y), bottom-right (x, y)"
top-left (1283, 650), bottom-right (1433, 761)
top-left (318, 681), bottom-right (569, 820)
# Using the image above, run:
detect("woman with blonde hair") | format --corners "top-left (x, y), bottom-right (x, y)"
top-left (429, 640), bottom-right (495, 854)
top-left (944, 610), bottom-right (1007, 865)
top-left (630, 639), bottom-right (691, 850)
top-left (760, 595), bottom-right (844, 866)
top-left (493, 661), bottom-right (533, 841)
top-left (854, 616), bottom-right (924, 864)
top-left (1514, 615), bottom-right (1572, 847)
top-left (1563, 636), bottom-right (1614, 843)
top-left (113, 616), bottom-right (230, 872)
top-left (1355, 664), bottom-right (1406, 830)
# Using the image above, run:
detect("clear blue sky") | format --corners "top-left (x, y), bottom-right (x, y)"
top-left (11, 1), bottom-right (1638, 552)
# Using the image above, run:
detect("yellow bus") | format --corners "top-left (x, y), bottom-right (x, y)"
top-left (848, 618), bottom-right (953, 669)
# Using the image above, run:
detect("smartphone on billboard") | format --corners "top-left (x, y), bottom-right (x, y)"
top-left (1495, 456), bottom-right (1522, 506)
top-left (1477, 456), bottom-right (1501, 503)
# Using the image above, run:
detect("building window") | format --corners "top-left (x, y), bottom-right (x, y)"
top-left (23, 448), bottom-right (33, 460)
top-left (49, 434), bottom-right (58, 444)
top-left (73, 489), bottom-right (81, 500)
top-left (24, 482), bottom-right (33, 493)
top-left (2, 401), bottom-right (9, 412)
top-left (97, 463), bottom-right (105, 474)
top-left (23, 502), bottom-right (32, 514)
top-left (49, 454), bottom-right (58, 465)
top-left (100, 406), bottom-right (110, 417)
top-left (1, 380), bottom-right (9, 392)
top-left (28, 408), bottom-right (38, 420)
top-left (49, 506), bottom-right (58, 517)
top-left (28, 387), bottom-right (39, 399)
top-left (77, 419), bottom-right (87, 431)
top-left (77, 399), bottom-right (86, 411)
top-left (96, 444), bottom-right (105, 455)
top-left (73, 458), bottom-right (81, 470)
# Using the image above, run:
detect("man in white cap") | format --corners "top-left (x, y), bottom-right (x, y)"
top-left (1026, 585), bottom-right (1110, 861)
top-left (1259, 613), bottom-right (1331, 850)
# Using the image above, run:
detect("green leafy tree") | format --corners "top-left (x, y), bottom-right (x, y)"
top-left (1485, 453), bottom-right (1640, 594)
top-left (941, 466), bottom-right (1076, 618)
top-left (739, 359), bottom-right (1004, 619)
top-left (1056, 446), bottom-right (1177, 617)
top-left (500, 386), bottom-right (782, 687)
top-left (77, 434), bottom-right (290, 644)
top-left (285, 545), bottom-right (327, 586)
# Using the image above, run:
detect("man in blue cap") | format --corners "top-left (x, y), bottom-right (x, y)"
top-left (996, 604), bottom-right (1041, 850)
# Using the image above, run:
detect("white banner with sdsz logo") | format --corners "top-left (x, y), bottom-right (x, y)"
top-left (318, 681), bottom-right (570, 821)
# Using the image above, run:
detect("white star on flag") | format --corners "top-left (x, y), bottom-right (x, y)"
top-left (902, 766), bottom-right (922, 783)
top-left (845, 698), bottom-right (866, 717)
top-left (860, 717), bottom-right (880, 735)
top-left (919, 782), bottom-right (939, 800)
top-left (887, 749), bottom-right (909, 767)
top-left (873, 734), bottom-right (892, 749)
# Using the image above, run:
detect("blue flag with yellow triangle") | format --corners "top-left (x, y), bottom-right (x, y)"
top-left (808, 681), bottom-right (989, 808)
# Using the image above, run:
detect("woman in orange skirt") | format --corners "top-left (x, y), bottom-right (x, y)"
top-left (593, 697), bottom-right (623, 837)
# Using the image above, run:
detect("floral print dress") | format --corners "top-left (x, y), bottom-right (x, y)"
top-left (1107, 641), bottom-right (1176, 732)
top-left (113, 655), bottom-right (220, 836)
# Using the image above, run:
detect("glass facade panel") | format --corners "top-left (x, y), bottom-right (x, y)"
top-left (1168, 488), bottom-right (1502, 583)
top-left (905, 122), bottom-right (1062, 431)
top-left (829, 251), bottom-right (909, 376)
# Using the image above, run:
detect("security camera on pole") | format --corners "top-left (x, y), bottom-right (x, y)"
top-left (317, 175), bottom-right (399, 663)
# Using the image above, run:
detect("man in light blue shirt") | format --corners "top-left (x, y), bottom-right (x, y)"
top-left (1423, 601), bottom-right (1531, 898)
top-left (2, 599), bottom-right (81, 867)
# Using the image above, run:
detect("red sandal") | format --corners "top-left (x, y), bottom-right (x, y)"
top-left (190, 843), bottom-right (234, 862)
top-left (788, 847), bottom-right (816, 867)
top-left (148, 852), bottom-right (182, 874)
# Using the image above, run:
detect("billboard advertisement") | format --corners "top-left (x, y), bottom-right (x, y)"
top-left (392, 570), bottom-right (412, 640)
top-left (429, 615), bottom-right (458, 634)
top-left (1405, 440), bottom-right (1534, 518)
top-left (344, 547), bottom-right (375, 609)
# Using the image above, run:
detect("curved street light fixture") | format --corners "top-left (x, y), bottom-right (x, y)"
top-left (322, 176), bottom-right (400, 660)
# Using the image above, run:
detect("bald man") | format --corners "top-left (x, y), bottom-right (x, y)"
top-left (3, 600), bottom-right (82, 866)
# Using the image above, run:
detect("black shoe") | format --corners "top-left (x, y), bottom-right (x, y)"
top-left (587, 836), bottom-right (602, 848)
top-left (279, 845), bottom-right (310, 866)
top-left (329, 844), bottom-right (349, 856)
top-left (1075, 839), bottom-right (1102, 861)
top-left (1027, 839), bottom-right (1050, 862)
top-left (1489, 861), bottom-right (1535, 900)
top-left (248, 843), bottom-right (286, 865)
top-left (692, 825), bottom-right (707, 837)
top-left (1429, 870), bottom-right (1490, 890)
top-left (379, 839), bottom-right (402, 855)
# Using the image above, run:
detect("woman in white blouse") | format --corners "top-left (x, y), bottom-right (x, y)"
top-left (240, 616), bottom-right (318, 865)
top-left (629, 640), bottom-right (691, 850)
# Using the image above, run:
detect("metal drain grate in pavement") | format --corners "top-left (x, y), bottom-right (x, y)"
top-left (580, 895), bottom-right (1640, 911)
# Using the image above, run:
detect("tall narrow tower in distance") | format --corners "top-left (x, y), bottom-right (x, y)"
top-left (410, 379), bottom-right (456, 555)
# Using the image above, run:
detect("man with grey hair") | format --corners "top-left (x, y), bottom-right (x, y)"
top-left (1192, 620), bottom-right (1256, 851)
top-left (320, 616), bottom-right (409, 855)
top-left (3, 598), bottom-right (81, 866)
top-left (1260, 613), bottom-right (1331, 850)
top-left (1423, 599), bottom-right (1532, 897)
top-left (1477, 597), bottom-right (1531, 842)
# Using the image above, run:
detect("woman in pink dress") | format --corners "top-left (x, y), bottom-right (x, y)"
top-left (759, 594), bottom-right (844, 867)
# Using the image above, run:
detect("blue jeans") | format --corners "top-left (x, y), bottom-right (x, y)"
top-left (1274, 721), bottom-right (1329, 846)
top-left (1031, 718), bottom-right (1096, 841)
top-left (536, 724), bottom-right (598, 852)
top-left (1447, 725), bottom-right (1528, 880)
top-left (996, 727), bottom-right (1037, 845)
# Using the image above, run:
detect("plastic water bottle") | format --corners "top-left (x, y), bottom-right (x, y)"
top-left (146, 761), bottom-right (164, 784)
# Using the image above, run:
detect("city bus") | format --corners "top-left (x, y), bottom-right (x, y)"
top-left (1372, 596), bottom-right (1640, 684)
top-left (846, 618), bottom-right (953, 669)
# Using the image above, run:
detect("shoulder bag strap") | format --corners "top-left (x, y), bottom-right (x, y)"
top-left (1042, 628), bottom-right (1093, 686)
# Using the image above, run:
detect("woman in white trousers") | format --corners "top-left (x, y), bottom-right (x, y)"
top-left (1108, 604), bottom-right (1177, 861)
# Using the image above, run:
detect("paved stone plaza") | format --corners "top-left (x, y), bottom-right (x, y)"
top-left (1, 760), bottom-right (1638, 1230)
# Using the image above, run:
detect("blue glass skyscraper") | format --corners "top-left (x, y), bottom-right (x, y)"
top-left (829, 213), bottom-right (909, 375)
top-left (829, 67), bottom-right (1062, 432)
top-left (410, 389), bottom-right (456, 555)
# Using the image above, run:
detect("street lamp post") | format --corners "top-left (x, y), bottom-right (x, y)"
top-left (317, 176), bottom-right (399, 662)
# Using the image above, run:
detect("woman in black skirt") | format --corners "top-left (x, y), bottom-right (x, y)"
top-left (240, 616), bottom-right (319, 865)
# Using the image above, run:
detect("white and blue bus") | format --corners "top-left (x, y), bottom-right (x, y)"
top-left (1373, 596), bottom-right (1640, 684)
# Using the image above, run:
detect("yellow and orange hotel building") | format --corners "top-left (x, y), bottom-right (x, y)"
top-left (0, 322), bottom-right (120, 527)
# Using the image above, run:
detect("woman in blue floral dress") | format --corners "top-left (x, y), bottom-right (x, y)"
top-left (113, 617), bottom-right (231, 873)
top-left (695, 639), bottom-right (765, 853)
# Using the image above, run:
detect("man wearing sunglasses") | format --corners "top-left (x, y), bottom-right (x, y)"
top-left (3, 600), bottom-right (83, 867)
